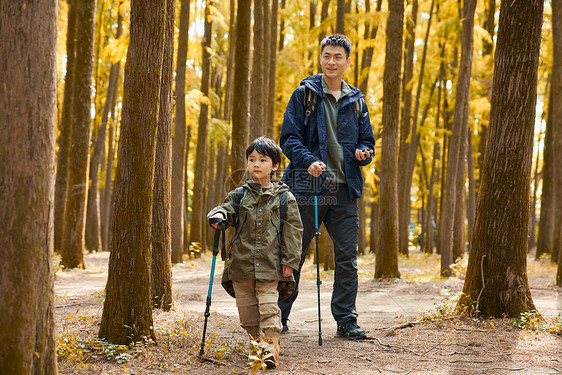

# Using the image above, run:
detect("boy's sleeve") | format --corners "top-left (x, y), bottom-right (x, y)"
top-left (355, 97), bottom-right (376, 167)
top-left (281, 192), bottom-right (303, 271)
top-left (207, 190), bottom-right (238, 229)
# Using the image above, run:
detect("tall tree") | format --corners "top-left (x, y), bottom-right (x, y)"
top-left (189, 0), bottom-right (214, 248)
top-left (397, 0), bottom-right (417, 256)
top-left (553, 0), bottom-right (562, 284)
top-left (336, 0), bottom-right (345, 34)
top-left (230, 0), bottom-right (251, 190)
top-left (265, 0), bottom-right (279, 136)
top-left (152, 0), bottom-right (174, 310)
top-left (457, 0), bottom-right (544, 317)
top-left (439, 0), bottom-right (476, 276)
top-left (60, 0), bottom-right (97, 269)
top-left (99, 0), bottom-right (167, 344)
top-left (375, 0), bottom-right (403, 279)
top-left (0, 0), bottom-right (58, 372)
top-left (171, 0), bottom-right (191, 263)
top-left (54, 0), bottom-right (78, 252)
top-left (250, 0), bottom-right (265, 140)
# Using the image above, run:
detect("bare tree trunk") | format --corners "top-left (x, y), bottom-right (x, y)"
top-left (553, 0), bottom-right (562, 281)
top-left (466, 125), bottom-right (476, 247)
top-left (375, 0), bottom-right (403, 279)
top-left (439, 0), bottom-right (476, 276)
top-left (171, 0), bottom-right (191, 263)
top-left (336, 0), bottom-right (345, 34)
top-left (61, 0), bottom-right (97, 269)
top-left (55, 0), bottom-right (78, 252)
top-left (230, 0), bottom-right (251, 190)
top-left (397, 0), bottom-right (417, 256)
top-left (0, 2), bottom-right (58, 373)
top-left (99, 0), bottom-right (167, 344)
top-left (458, 0), bottom-right (543, 316)
top-left (224, 0), bottom-right (236, 124)
top-left (528, 128), bottom-right (542, 252)
top-left (250, 0), bottom-right (265, 140)
top-left (151, 0), bottom-right (174, 311)
top-left (266, 0), bottom-right (279, 137)
top-left (190, 0), bottom-right (213, 249)
top-left (536, 89), bottom-right (555, 259)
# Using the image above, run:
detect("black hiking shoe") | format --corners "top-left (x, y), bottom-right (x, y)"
top-left (281, 318), bottom-right (289, 333)
top-left (336, 320), bottom-right (367, 340)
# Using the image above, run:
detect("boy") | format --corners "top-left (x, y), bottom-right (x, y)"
top-left (208, 136), bottom-right (303, 367)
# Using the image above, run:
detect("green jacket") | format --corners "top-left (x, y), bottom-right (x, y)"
top-left (207, 180), bottom-right (303, 300)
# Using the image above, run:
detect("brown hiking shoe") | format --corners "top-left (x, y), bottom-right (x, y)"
top-left (264, 336), bottom-right (279, 368)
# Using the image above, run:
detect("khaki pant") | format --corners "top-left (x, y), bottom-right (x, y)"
top-left (233, 279), bottom-right (281, 337)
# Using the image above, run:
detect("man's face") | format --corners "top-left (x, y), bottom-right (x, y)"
top-left (320, 45), bottom-right (351, 80)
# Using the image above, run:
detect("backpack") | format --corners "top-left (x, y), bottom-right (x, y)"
top-left (229, 187), bottom-right (289, 262)
top-left (303, 87), bottom-right (366, 127)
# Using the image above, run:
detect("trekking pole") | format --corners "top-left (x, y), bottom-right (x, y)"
top-left (199, 218), bottom-right (225, 357)
top-left (314, 195), bottom-right (323, 346)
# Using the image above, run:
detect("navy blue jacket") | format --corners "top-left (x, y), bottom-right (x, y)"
top-left (280, 74), bottom-right (375, 200)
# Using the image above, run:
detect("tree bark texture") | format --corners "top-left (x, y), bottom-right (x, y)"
top-left (458, 0), bottom-right (544, 317)
top-left (190, 0), bottom-right (213, 248)
top-left (439, 0), bottom-right (476, 276)
top-left (536, 89), bottom-right (555, 259)
top-left (230, 0), bottom-right (251, 190)
top-left (266, 0), bottom-right (279, 137)
top-left (55, 0), bottom-right (78, 252)
top-left (375, 0), bottom-right (403, 279)
top-left (152, 0), bottom-right (174, 310)
top-left (99, 0), bottom-right (167, 344)
top-left (336, 0), bottom-right (345, 34)
top-left (397, 0), bottom-right (416, 256)
top-left (61, 0), bottom-right (97, 269)
top-left (171, 0), bottom-right (191, 263)
top-left (250, 0), bottom-right (265, 140)
top-left (0, 1), bottom-right (58, 372)
top-left (553, 0), bottom-right (562, 284)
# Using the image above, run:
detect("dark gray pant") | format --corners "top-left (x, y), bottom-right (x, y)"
top-left (279, 185), bottom-right (359, 325)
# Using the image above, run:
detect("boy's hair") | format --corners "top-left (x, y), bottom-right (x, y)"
top-left (246, 136), bottom-right (282, 169)
top-left (321, 34), bottom-right (352, 58)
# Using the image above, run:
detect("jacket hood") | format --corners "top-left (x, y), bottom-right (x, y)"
top-left (300, 74), bottom-right (364, 101)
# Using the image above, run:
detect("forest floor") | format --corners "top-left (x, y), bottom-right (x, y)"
top-left (54, 248), bottom-right (562, 375)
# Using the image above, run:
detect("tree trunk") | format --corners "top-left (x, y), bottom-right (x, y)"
top-left (466, 125), bottom-right (476, 247)
top-left (99, 0), bottom-right (167, 344)
top-left (55, 0), bottom-right (78, 252)
top-left (100, 7), bottom-right (123, 251)
top-left (61, 0), bottom-right (97, 269)
top-left (439, 0), bottom-right (476, 276)
top-left (171, 0), bottom-right (191, 263)
top-left (375, 0), bottom-right (403, 279)
top-left (458, 0), bottom-right (543, 317)
top-left (397, 0), bottom-right (417, 256)
top-left (266, 0), bottom-right (279, 137)
top-left (528, 128), bottom-right (542, 252)
top-left (0, 0), bottom-right (58, 372)
top-left (250, 0), bottom-right (265, 140)
top-left (336, 0), bottom-right (345, 34)
top-left (553, 0), bottom-right (562, 282)
top-left (230, 0), bottom-right (251, 190)
top-left (189, 0), bottom-right (213, 248)
top-left (359, 0), bottom-right (383, 96)
top-left (224, 0), bottom-right (236, 124)
top-left (152, 0), bottom-right (174, 311)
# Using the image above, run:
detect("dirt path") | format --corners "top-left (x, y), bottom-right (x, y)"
top-left (55, 252), bottom-right (562, 374)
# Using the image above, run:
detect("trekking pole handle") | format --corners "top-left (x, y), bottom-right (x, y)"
top-left (209, 218), bottom-right (226, 257)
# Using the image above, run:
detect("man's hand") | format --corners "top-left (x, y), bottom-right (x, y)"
top-left (307, 161), bottom-right (327, 177)
top-left (355, 149), bottom-right (373, 161)
top-left (282, 265), bottom-right (294, 277)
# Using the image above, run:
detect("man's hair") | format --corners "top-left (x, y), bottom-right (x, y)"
top-left (321, 34), bottom-right (352, 58)
top-left (246, 136), bottom-right (282, 167)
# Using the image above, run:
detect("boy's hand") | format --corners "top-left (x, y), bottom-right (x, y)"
top-left (209, 214), bottom-right (225, 229)
top-left (282, 265), bottom-right (294, 277)
top-left (355, 148), bottom-right (373, 161)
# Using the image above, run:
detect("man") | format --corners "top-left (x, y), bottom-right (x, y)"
top-left (279, 34), bottom-right (375, 340)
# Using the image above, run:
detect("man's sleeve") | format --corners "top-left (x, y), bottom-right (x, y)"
top-left (279, 87), bottom-right (320, 169)
top-left (355, 98), bottom-right (375, 166)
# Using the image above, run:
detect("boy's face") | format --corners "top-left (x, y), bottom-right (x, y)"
top-left (320, 45), bottom-right (351, 81)
top-left (247, 150), bottom-right (278, 184)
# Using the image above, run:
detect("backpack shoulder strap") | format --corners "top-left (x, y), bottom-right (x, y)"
top-left (278, 191), bottom-right (289, 261)
top-left (303, 87), bottom-right (318, 127)
top-left (232, 186), bottom-right (245, 230)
